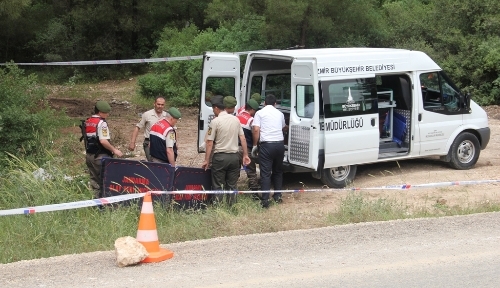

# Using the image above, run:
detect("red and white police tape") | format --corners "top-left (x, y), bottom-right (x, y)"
top-left (1, 179), bottom-right (499, 216)
top-left (0, 194), bottom-right (145, 216)
top-left (0, 50), bottom-right (263, 66)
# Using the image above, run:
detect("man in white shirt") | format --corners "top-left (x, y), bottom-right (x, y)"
top-left (252, 94), bottom-right (287, 208)
top-left (128, 97), bottom-right (168, 161)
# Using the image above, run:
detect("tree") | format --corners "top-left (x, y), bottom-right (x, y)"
top-left (0, 0), bottom-right (31, 19)
top-left (205, 0), bottom-right (388, 49)
top-left (382, 0), bottom-right (500, 104)
top-left (0, 1), bottom-right (52, 63)
top-left (139, 18), bottom-right (267, 105)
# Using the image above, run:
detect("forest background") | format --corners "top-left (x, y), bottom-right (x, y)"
top-left (1, 0), bottom-right (500, 165)
top-left (2, 0), bottom-right (500, 105)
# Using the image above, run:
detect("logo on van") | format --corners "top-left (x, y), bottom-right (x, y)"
top-left (342, 88), bottom-right (361, 111)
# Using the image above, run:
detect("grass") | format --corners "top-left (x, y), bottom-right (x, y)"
top-left (1, 156), bottom-right (500, 264)
top-left (47, 79), bottom-right (151, 107)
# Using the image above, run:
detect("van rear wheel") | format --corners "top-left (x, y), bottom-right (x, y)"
top-left (448, 132), bottom-right (480, 170)
top-left (320, 165), bottom-right (357, 188)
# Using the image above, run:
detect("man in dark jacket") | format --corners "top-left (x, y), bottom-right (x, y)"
top-left (84, 101), bottom-right (123, 199)
top-left (236, 99), bottom-right (260, 197)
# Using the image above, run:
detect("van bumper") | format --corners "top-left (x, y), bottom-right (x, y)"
top-left (253, 156), bottom-right (313, 173)
top-left (478, 127), bottom-right (490, 149)
top-left (282, 149), bottom-right (324, 174)
top-left (282, 161), bottom-right (315, 173)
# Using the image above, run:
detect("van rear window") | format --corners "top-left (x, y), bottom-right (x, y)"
top-left (321, 78), bottom-right (377, 118)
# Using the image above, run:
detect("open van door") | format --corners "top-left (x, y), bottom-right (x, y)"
top-left (288, 58), bottom-right (320, 170)
top-left (198, 52), bottom-right (240, 152)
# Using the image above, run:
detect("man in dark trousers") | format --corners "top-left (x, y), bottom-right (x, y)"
top-left (202, 95), bottom-right (251, 206)
top-left (252, 94), bottom-right (287, 208)
top-left (84, 101), bottom-right (123, 199)
top-left (236, 98), bottom-right (261, 197)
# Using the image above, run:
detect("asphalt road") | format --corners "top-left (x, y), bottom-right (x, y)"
top-left (1, 212), bottom-right (499, 288)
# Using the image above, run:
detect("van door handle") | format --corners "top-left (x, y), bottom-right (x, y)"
top-left (371, 118), bottom-right (376, 126)
top-left (418, 113), bottom-right (422, 121)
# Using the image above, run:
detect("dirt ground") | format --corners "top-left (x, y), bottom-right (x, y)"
top-left (48, 80), bottom-right (500, 213)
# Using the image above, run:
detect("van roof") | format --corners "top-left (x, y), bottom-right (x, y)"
top-left (249, 48), bottom-right (441, 77)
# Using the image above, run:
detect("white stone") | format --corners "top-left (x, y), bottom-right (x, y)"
top-left (114, 236), bottom-right (148, 267)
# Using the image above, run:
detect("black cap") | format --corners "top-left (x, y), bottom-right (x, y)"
top-left (211, 95), bottom-right (224, 107)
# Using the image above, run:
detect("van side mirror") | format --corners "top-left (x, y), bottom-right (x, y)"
top-left (463, 92), bottom-right (471, 112)
top-left (460, 92), bottom-right (471, 112)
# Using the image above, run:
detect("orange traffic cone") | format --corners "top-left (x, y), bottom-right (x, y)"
top-left (136, 192), bottom-right (174, 263)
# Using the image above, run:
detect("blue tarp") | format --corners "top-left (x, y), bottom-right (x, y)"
top-left (393, 112), bottom-right (407, 146)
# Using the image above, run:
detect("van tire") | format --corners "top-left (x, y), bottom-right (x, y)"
top-left (448, 132), bottom-right (480, 170)
top-left (320, 165), bottom-right (357, 188)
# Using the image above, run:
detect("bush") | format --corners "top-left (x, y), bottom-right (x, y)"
top-left (382, 0), bottom-right (500, 105)
top-left (137, 73), bottom-right (169, 98)
top-left (137, 17), bottom-right (267, 106)
top-left (0, 64), bottom-right (63, 169)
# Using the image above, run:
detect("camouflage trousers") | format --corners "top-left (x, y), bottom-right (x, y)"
top-left (143, 139), bottom-right (152, 162)
top-left (85, 153), bottom-right (109, 198)
top-left (238, 146), bottom-right (259, 190)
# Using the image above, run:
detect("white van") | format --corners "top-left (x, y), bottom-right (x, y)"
top-left (197, 48), bottom-right (490, 188)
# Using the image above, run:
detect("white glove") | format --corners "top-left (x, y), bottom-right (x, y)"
top-left (199, 142), bottom-right (206, 152)
top-left (251, 146), bottom-right (259, 158)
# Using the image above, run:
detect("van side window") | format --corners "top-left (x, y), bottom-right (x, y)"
top-left (296, 85), bottom-right (314, 118)
top-left (421, 72), bottom-right (461, 113)
top-left (204, 77), bottom-right (236, 107)
top-left (263, 74), bottom-right (291, 107)
top-left (250, 75), bottom-right (263, 103)
top-left (321, 78), bottom-right (377, 118)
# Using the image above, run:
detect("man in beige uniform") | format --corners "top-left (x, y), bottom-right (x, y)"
top-left (128, 96), bottom-right (167, 161)
top-left (202, 95), bottom-right (250, 205)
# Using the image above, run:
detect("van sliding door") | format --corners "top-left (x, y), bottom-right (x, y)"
top-left (321, 77), bottom-right (379, 167)
top-left (198, 52), bottom-right (240, 152)
top-left (288, 59), bottom-right (320, 170)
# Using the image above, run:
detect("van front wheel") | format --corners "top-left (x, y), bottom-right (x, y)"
top-left (320, 165), bottom-right (357, 188)
top-left (448, 132), bottom-right (480, 170)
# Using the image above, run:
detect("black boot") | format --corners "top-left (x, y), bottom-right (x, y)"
top-left (250, 188), bottom-right (261, 201)
top-left (261, 199), bottom-right (270, 209)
